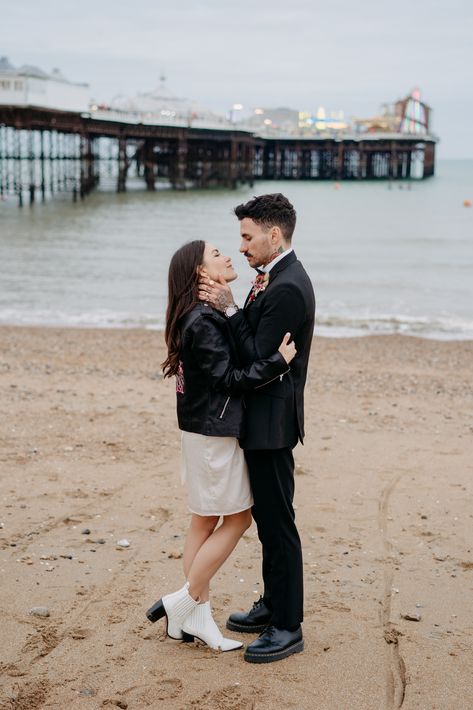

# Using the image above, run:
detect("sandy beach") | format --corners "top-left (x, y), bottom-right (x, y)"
top-left (0, 326), bottom-right (472, 710)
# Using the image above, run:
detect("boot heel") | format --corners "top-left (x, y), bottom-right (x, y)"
top-left (146, 599), bottom-right (166, 623)
top-left (182, 631), bottom-right (195, 642)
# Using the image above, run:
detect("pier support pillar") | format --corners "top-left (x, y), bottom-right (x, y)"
top-left (405, 151), bottom-right (412, 179)
top-left (80, 135), bottom-right (96, 197)
top-left (336, 142), bottom-right (344, 179)
top-left (15, 129), bottom-right (23, 207)
top-left (143, 139), bottom-right (156, 190)
top-left (273, 145), bottom-right (283, 180)
top-left (117, 137), bottom-right (128, 193)
top-left (423, 142), bottom-right (435, 178)
top-left (389, 141), bottom-right (399, 179)
top-left (170, 133), bottom-right (187, 189)
top-left (227, 139), bottom-right (238, 188)
top-left (28, 130), bottom-right (35, 205)
top-left (246, 143), bottom-right (255, 186)
top-left (40, 130), bottom-right (46, 202)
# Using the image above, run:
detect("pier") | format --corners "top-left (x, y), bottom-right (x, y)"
top-left (0, 105), bottom-right (436, 206)
top-left (254, 134), bottom-right (435, 180)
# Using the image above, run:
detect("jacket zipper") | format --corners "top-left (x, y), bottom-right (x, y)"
top-left (218, 396), bottom-right (231, 419)
top-left (254, 367), bottom-right (290, 390)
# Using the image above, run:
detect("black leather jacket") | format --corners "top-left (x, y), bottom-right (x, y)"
top-left (176, 303), bottom-right (288, 437)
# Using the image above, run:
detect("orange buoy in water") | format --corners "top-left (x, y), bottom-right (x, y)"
top-left (334, 182), bottom-right (341, 190)
top-left (463, 199), bottom-right (471, 207)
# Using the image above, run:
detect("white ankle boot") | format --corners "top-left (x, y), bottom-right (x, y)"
top-left (146, 582), bottom-right (199, 640)
top-left (182, 601), bottom-right (243, 651)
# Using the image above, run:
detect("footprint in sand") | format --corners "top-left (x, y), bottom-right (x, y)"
top-left (122, 678), bottom-right (183, 705)
top-left (186, 685), bottom-right (259, 710)
top-left (154, 678), bottom-right (183, 701)
top-left (22, 625), bottom-right (61, 659)
top-left (69, 627), bottom-right (93, 640)
top-left (111, 655), bottom-right (128, 667)
top-left (320, 601), bottom-right (351, 613)
top-left (0, 662), bottom-right (28, 677)
top-left (217, 593), bottom-right (232, 606)
top-left (3, 679), bottom-right (51, 709)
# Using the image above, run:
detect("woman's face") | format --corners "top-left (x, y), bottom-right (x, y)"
top-left (201, 243), bottom-right (237, 282)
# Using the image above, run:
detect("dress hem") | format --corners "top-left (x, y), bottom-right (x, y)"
top-left (187, 502), bottom-right (253, 517)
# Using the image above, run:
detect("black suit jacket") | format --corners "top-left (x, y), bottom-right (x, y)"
top-left (228, 251), bottom-right (315, 450)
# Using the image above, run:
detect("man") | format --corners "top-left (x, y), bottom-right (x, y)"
top-left (199, 193), bottom-right (315, 663)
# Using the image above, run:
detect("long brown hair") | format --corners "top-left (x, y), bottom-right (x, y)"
top-left (162, 240), bottom-right (205, 378)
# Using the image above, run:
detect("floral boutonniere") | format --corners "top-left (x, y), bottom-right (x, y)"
top-left (248, 272), bottom-right (270, 303)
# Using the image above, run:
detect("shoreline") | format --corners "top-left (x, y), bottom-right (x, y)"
top-left (1, 321), bottom-right (472, 343)
top-left (1, 326), bottom-right (472, 708)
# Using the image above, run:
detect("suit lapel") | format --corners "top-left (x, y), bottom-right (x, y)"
top-left (266, 250), bottom-right (297, 281)
top-left (244, 282), bottom-right (255, 309)
top-left (243, 252), bottom-right (297, 309)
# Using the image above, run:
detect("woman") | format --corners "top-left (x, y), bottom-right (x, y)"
top-left (146, 240), bottom-right (296, 651)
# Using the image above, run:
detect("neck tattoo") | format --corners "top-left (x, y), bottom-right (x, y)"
top-left (263, 246), bottom-right (285, 267)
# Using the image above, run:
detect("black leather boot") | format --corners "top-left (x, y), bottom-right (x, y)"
top-left (244, 625), bottom-right (304, 663)
top-left (226, 596), bottom-right (272, 633)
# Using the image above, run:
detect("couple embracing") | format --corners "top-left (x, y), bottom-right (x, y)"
top-left (146, 193), bottom-right (315, 664)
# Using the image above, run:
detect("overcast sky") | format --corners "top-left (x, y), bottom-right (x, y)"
top-left (3, 0), bottom-right (472, 157)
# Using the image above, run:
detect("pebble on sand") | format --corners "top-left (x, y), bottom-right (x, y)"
top-left (117, 539), bottom-right (130, 548)
top-left (102, 700), bottom-right (128, 708)
top-left (400, 612), bottom-right (422, 622)
top-left (29, 606), bottom-right (50, 618)
top-left (433, 553), bottom-right (447, 562)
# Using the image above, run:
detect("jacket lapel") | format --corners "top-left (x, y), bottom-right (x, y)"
top-left (244, 252), bottom-right (297, 309)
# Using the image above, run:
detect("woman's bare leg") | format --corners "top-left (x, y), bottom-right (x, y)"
top-left (187, 509), bottom-right (252, 602)
top-left (182, 514), bottom-right (219, 602)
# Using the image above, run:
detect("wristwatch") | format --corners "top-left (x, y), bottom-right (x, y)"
top-left (224, 304), bottom-right (239, 318)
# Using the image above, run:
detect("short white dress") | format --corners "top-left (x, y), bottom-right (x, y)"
top-left (181, 431), bottom-right (253, 516)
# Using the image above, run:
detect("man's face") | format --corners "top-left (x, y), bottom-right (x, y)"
top-left (239, 218), bottom-right (275, 269)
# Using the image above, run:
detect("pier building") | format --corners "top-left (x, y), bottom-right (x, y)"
top-left (0, 56), bottom-right (89, 113)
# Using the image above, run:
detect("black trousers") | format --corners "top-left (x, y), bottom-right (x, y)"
top-left (244, 448), bottom-right (303, 630)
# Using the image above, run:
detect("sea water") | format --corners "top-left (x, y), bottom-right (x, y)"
top-left (0, 159), bottom-right (472, 339)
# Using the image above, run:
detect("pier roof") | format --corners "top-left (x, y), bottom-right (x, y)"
top-left (0, 56), bottom-right (88, 87)
top-left (0, 56), bottom-right (16, 72)
top-left (103, 77), bottom-right (234, 132)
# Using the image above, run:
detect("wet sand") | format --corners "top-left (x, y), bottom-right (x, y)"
top-left (0, 327), bottom-right (472, 710)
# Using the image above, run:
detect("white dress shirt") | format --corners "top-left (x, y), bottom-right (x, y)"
top-left (259, 248), bottom-right (293, 274)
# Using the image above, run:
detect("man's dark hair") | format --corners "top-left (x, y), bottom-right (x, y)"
top-left (234, 193), bottom-right (296, 242)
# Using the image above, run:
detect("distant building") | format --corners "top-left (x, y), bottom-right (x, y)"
top-left (298, 107), bottom-right (348, 134)
top-left (0, 56), bottom-right (89, 113)
top-left (244, 107), bottom-right (300, 134)
top-left (243, 106), bottom-right (347, 136)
